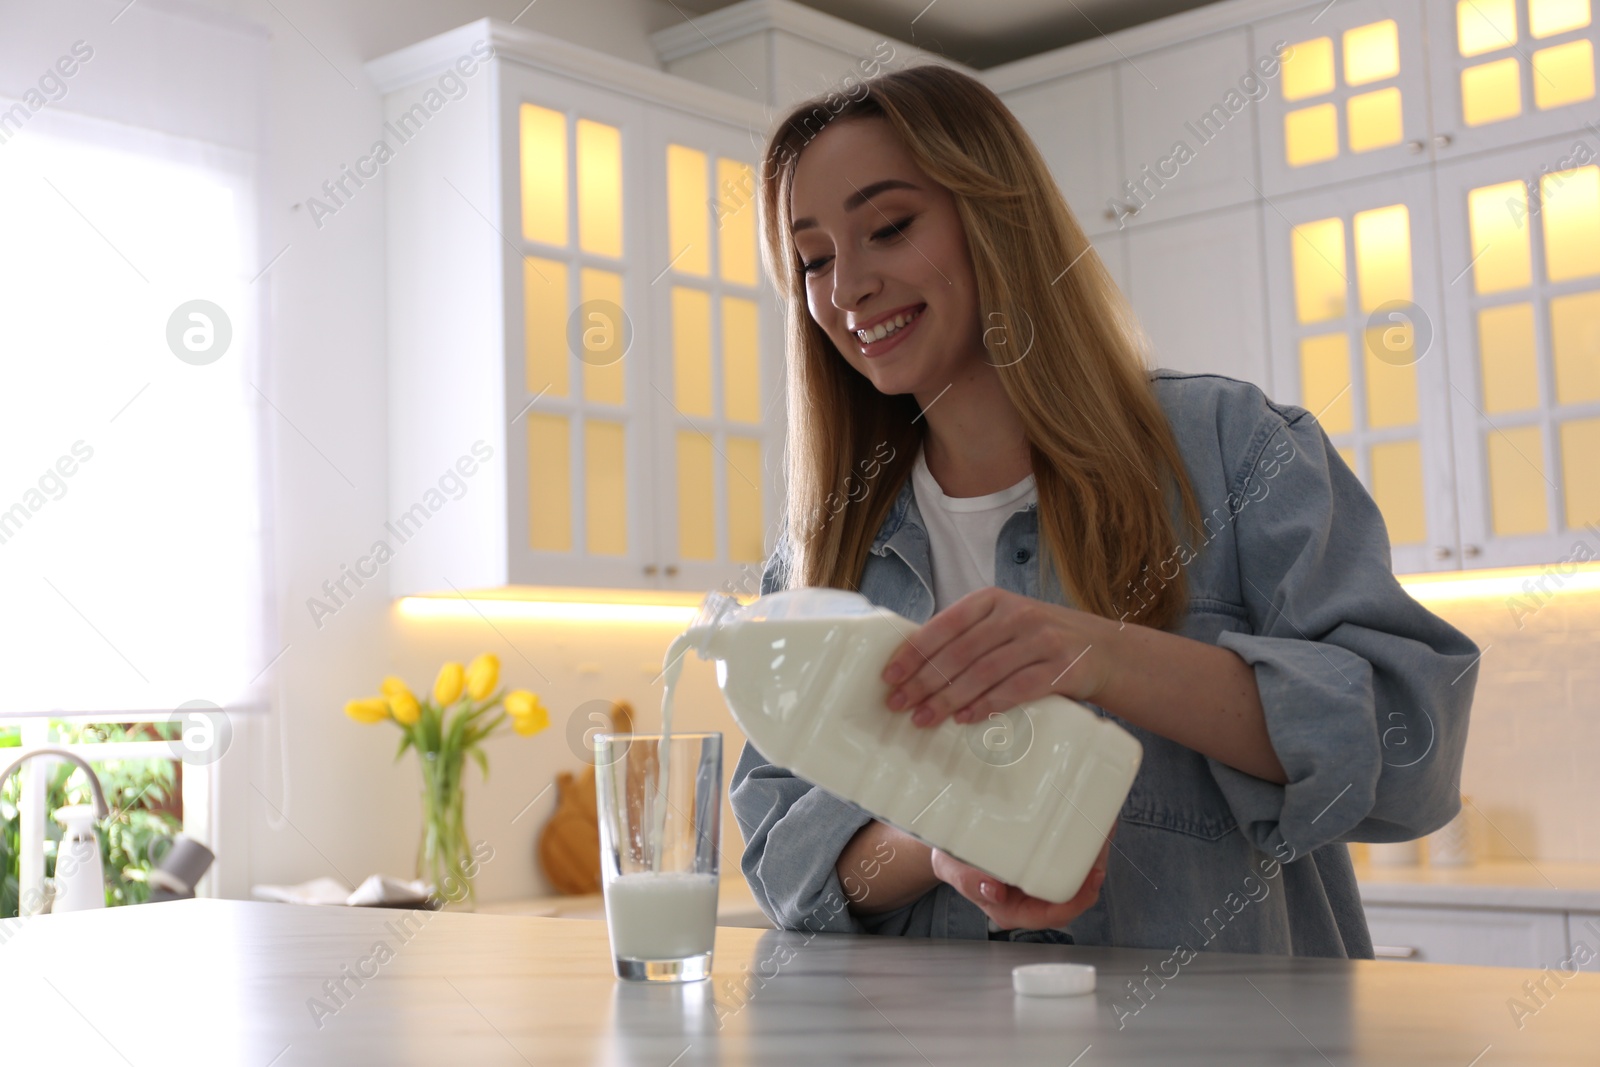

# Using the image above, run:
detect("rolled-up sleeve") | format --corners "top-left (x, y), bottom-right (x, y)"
top-left (727, 530), bottom-right (875, 933)
top-left (1209, 401), bottom-right (1481, 859)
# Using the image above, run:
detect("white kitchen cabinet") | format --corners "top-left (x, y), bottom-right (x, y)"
top-left (1261, 168), bottom-right (1458, 575)
top-left (1126, 203), bottom-right (1273, 393)
top-left (1364, 903), bottom-right (1572, 967)
top-left (1570, 911), bottom-right (1600, 971)
top-left (1433, 135), bottom-right (1600, 569)
top-left (1002, 65), bottom-right (1126, 236)
top-left (370, 20), bottom-right (782, 598)
top-left (1425, 0), bottom-right (1600, 163)
top-left (1115, 29), bottom-right (1263, 228)
top-left (1091, 230), bottom-right (1129, 294)
top-left (1255, 0), bottom-right (1435, 196)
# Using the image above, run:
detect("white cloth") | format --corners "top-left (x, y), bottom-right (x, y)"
top-left (910, 444), bottom-right (1038, 613)
top-left (910, 444), bottom-right (1037, 934)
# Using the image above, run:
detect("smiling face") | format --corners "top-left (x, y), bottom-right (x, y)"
top-left (788, 117), bottom-right (987, 401)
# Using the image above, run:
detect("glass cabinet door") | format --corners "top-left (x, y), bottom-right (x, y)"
top-left (1263, 169), bottom-right (1459, 574)
top-left (503, 70), bottom-right (657, 589)
top-left (1436, 136), bottom-right (1600, 568)
top-left (1256, 0), bottom-right (1434, 195)
top-left (1426, 0), bottom-right (1599, 161)
top-left (644, 115), bottom-right (782, 593)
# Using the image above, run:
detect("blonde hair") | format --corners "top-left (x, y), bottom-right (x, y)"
top-left (757, 64), bottom-right (1201, 630)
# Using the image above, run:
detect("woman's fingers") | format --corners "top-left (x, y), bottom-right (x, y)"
top-left (930, 845), bottom-right (1110, 932)
top-left (882, 591), bottom-right (991, 688)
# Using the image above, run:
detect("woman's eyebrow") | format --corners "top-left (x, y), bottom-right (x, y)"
top-left (791, 178), bottom-right (921, 233)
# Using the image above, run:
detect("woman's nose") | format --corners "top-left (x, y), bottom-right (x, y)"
top-left (830, 248), bottom-right (881, 314)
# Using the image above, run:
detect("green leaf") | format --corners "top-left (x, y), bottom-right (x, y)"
top-left (395, 728), bottom-right (414, 762)
top-left (468, 746), bottom-right (489, 781)
top-left (464, 711), bottom-right (508, 748)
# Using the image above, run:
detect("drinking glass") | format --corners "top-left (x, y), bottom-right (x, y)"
top-left (594, 731), bottom-right (722, 982)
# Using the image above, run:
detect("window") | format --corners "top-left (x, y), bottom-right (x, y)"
top-left (0, 104), bottom-right (268, 914)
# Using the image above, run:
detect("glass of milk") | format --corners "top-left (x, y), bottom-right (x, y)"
top-left (594, 731), bottom-right (722, 982)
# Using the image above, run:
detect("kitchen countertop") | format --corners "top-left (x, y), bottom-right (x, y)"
top-left (480, 860), bottom-right (1600, 927)
top-left (4, 898), bottom-right (1597, 1065)
top-left (1354, 861), bottom-right (1600, 911)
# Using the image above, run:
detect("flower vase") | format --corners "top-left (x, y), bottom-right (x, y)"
top-left (417, 749), bottom-right (475, 911)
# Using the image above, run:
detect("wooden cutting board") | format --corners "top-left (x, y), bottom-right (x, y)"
top-left (537, 700), bottom-right (633, 895)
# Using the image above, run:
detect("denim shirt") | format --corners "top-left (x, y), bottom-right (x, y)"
top-left (729, 369), bottom-right (1482, 958)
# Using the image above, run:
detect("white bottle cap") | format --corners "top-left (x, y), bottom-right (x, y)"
top-left (1012, 962), bottom-right (1096, 997)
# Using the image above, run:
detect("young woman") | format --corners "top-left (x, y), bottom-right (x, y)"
top-left (728, 64), bottom-right (1480, 957)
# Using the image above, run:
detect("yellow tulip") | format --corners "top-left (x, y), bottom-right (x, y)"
top-left (433, 661), bottom-right (465, 705)
top-left (466, 653), bottom-right (500, 701)
top-left (380, 675), bottom-right (412, 700)
top-left (388, 689), bottom-right (421, 726)
top-left (506, 690), bottom-right (549, 736)
top-left (344, 697), bottom-right (390, 724)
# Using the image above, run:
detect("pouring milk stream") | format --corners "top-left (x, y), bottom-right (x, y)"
top-left (647, 588), bottom-right (1143, 906)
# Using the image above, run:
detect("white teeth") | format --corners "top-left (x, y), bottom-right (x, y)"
top-left (857, 307), bottom-right (920, 343)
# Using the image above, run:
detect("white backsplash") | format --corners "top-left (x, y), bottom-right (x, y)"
top-left (1424, 583), bottom-right (1600, 864)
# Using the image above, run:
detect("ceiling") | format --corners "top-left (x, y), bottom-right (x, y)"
top-left (683, 0), bottom-right (1231, 68)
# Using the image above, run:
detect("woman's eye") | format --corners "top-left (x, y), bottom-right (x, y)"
top-left (799, 255), bottom-right (832, 276)
top-left (872, 216), bottom-right (915, 241)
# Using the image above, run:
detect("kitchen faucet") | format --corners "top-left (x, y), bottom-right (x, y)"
top-left (1, 746), bottom-right (110, 914)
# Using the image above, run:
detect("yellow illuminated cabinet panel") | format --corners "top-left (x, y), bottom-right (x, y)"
top-left (525, 257), bottom-right (568, 398)
top-left (1286, 103), bottom-right (1341, 167)
top-left (1532, 39), bottom-right (1596, 108)
top-left (1347, 87), bottom-right (1404, 152)
top-left (1487, 425), bottom-right (1549, 535)
top-left (520, 104), bottom-right (567, 247)
top-left (672, 287), bottom-right (713, 418)
top-left (527, 414), bottom-right (572, 552)
top-left (721, 297), bottom-right (761, 423)
top-left (717, 159), bottom-right (758, 287)
top-left (1561, 418), bottom-right (1600, 524)
top-left (1531, 0), bottom-right (1593, 37)
top-left (725, 436), bottom-right (764, 563)
top-left (1353, 204), bottom-right (1412, 311)
top-left (1459, 0), bottom-right (1519, 55)
top-left (576, 119), bottom-right (622, 258)
top-left (1291, 217), bottom-right (1348, 323)
top-left (1479, 303), bottom-right (1541, 413)
top-left (585, 420), bottom-right (627, 556)
top-left (1467, 180), bottom-right (1533, 293)
top-left (1345, 20), bottom-right (1401, 85)
top-left (1300, 333), bottom-right (1354, 432)
top-left (1462, 57), bottom-right (1524, 125)
top-left (1364, 329), bottom-right (1420, 428)
top-left (1550, 290), bottom-right (1600, 403)
top-left (1283, 36), bottom-right (1336, 100)
top-left (677, 432), bottom-right (715, 560)
top-left (1541, 165), bottom-right (1600, 281)
top-left (667, 145), bottom-right (710, 277)
top-left (1370, 440), bottom-right (1427, 544)
top-left (579, 269), bottom-right (625, 406)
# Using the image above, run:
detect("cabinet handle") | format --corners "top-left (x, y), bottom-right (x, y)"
top-left (1463, 544), bottom-right (1482, 559)
top-left (1103, 208), bottom-right (1117, 220)
top-left (1433, 133), bottom-right (1453, 149)
top-left (1433, 546), bottom-right (1454, 560)
top-left (1405, 139), bottom-right (1426, 154)
top-left (664, 564), bottom-right (679, 577)
top-left (643, 564), bottom-right (658, 576)
top-left (1372, 944), bottom-right (1419, 959)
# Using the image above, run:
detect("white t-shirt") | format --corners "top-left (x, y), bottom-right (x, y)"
top-left (910, 444), bottom-right (1038, 935)
top-left (910, 444), bottom-right (1038, 613)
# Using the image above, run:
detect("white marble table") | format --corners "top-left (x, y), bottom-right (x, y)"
top-left (2, 898), bottom-right (1596, 1065)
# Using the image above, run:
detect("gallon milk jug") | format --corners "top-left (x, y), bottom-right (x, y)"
top-left (678, 588), bottom-right (1143, 904)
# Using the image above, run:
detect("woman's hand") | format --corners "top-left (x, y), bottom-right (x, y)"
top-left (930, 830), bottom-right (1113, 931)
top-left (882, 587), bottom-right (1116, 727)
